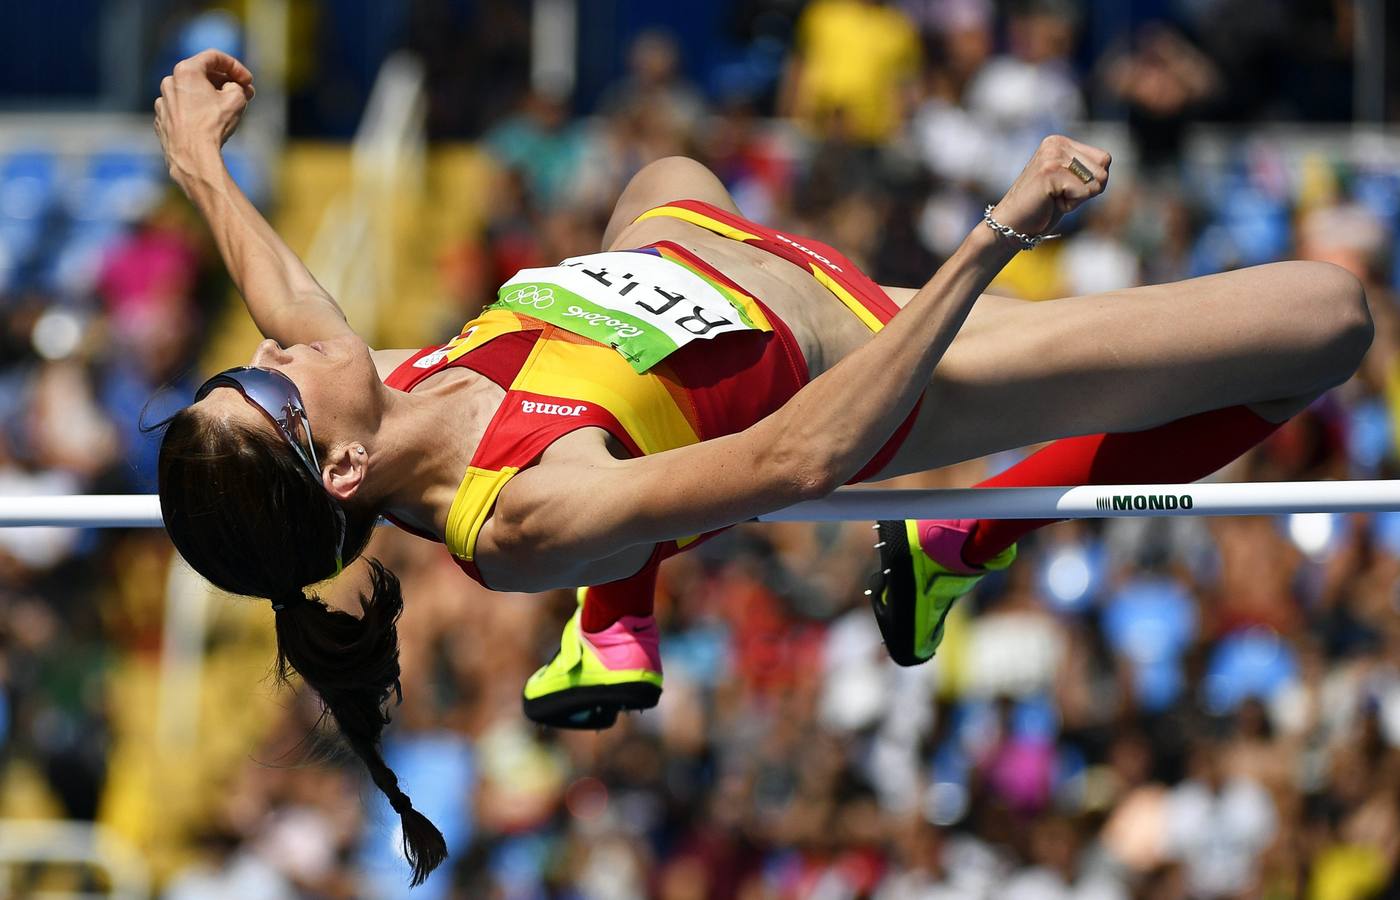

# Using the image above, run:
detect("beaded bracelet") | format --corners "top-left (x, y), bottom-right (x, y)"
top-left (982, 205), bottom-right (1061, 250)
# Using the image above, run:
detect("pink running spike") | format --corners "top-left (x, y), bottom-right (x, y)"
top-left (915, 519), bottom-right (981, 575)
top-left (580, 615), bottom-right (663, 673)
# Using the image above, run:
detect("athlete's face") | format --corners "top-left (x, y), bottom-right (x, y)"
top-left (196, 334), bottom-right (383, 476)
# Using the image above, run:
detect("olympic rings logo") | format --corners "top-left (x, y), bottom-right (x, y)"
top-left (502, 285), bottom-right (555, 310)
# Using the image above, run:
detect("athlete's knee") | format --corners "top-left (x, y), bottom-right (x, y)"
top-left (646, 155), bottom-right (718, 181)
top-left (1299, 261), bottom-right (1373, 381)
top-left (606, 156), bottom-right (730, 249)
top-left (626, 156), bottom-right (715, 196)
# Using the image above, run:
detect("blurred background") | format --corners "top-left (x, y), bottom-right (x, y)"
top-left (1, 0), bottom-right (1399, 897)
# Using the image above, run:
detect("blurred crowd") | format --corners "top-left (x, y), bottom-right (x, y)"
top-left (3, 0), bottom-right (1400, 897)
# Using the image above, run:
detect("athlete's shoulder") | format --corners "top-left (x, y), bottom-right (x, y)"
top-left (372, 348), bottom-right (420, 381)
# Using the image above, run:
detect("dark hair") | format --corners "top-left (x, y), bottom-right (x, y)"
top-left (155, 405), bottom-right (447, 885)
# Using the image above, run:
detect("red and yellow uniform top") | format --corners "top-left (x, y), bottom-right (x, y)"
top-left (383, 238), bottom-right (805, 592)
top-left (383, 200), bottom-right (910, 605)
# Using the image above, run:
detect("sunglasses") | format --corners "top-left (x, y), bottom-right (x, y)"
top-left (195, 365), bottom-right (346, 573)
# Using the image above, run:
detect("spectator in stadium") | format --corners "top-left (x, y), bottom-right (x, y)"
top-left (596, 29), bottom-right (706, 136)
top-left (1102, 23), bottom-right (1219, 175)
top-left (780, 0), bottom-right (923, 144)
top-left (961, 0), bottom-right (1083, 188)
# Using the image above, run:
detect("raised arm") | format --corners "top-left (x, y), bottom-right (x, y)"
top-left (483, 136), bottom-right (1110, 581)
top-left (154, 50), bottom-right (356, 347)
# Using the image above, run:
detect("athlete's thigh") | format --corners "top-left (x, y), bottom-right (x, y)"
top-left (870, 261), bottom-right (1362, 477)
top-left (603, 156), bottom-right (742, 250)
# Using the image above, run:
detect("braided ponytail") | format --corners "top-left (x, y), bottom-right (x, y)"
top-left (272, 562), bottom-right (447, 886)
top-left (156, 404), bottom-right (448, 885)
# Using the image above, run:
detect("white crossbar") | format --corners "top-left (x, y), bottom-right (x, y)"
top-left (0, 481), bottom-right (1397, 527)
top-left (759, 480), bottom-right (1400, 521)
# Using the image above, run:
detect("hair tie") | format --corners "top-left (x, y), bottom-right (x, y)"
top-left (271, 588), bottom-right (305, 612)
top-left (389, 790), bottom-right (412, 815)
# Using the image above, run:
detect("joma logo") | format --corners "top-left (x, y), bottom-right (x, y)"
top-left (1096, 494), bottom-right (1195, 511)
top-left (521, 400), bottom-right (587, 416)
top-left (773, 233), bottom-right (844, 273)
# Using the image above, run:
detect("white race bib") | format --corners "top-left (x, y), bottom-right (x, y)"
top-left (494, 250), bottom-right (766, 372)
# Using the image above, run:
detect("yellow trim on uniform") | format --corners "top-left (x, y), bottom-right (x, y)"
top-left (515, 339), bottom-right (701, 454)
top-left (639, 205), bottom-right (886, 336)
top-left (446, 465), bottom-right (519, 560)
top-left (635, 205), bottom-right (764, 243)
top-left (808, 265), bottom-right (884, 334)
top-left (722, 286), bottom-right (772, 332)
top-left (440, 309), bottom-right (526, 365)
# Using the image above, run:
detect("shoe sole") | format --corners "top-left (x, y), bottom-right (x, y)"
top-left (522, 681), bottom-right (662, 730)
top-left (869, 519), bottom-right (927, 666)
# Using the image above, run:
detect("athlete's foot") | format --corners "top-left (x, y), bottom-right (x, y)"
top-left (522, 593), bottom-right (663, 729)
top-left (867, 519), bottom-right (1016, 666)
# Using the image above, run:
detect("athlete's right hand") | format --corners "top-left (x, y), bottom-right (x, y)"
top-left (154, 50), bottom-right (255, 183)
top-left (988, 135), bottom-right (1111, 241)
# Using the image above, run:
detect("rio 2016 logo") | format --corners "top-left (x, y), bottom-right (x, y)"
top-left (502, 285), bottom-right (555, 310)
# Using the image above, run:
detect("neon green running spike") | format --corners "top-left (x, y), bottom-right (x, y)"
top-left (867, 520), bottom-right (1016, 666)
top-left (522, 589), bottom-right (662, 729)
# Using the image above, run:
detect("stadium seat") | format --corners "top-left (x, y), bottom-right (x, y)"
top-left (66, 150), bottom-right (162, 225)
top-left (1102, 576), bottom-right (1198, 711)
top-left (1203, 629), bottom-right (1299, 714)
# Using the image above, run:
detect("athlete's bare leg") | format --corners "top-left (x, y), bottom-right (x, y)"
top-left (602, 157), bottom-right (742, 250)
top-left (599, 159), bottom-right (1372, 479)
top-left (870, 262), bottom-right (1373, 478)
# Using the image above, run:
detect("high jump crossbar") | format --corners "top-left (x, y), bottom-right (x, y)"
top-left (0, 481), bottom-right (1397, 527)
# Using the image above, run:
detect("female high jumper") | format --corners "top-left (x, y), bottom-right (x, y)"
top-left (151, 51), bottom-right (1371, 882)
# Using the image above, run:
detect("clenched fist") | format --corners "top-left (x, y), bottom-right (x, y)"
top-left (154, 49), bottom-right (255, 185)
top-left (989, 135), bottom-right (1112, 242)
